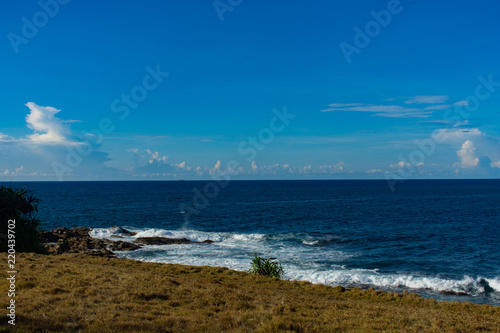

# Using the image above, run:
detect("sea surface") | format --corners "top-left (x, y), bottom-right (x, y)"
top-left (8, 180), bottom-right (500, 306)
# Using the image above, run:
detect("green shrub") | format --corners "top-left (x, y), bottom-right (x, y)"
top-left (0, 185), bottom-right (47, 253)
top-left (248, 253), bottom-right (284, 278)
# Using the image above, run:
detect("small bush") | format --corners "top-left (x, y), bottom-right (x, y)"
top-left (248, 253), bottom-right (284, 278)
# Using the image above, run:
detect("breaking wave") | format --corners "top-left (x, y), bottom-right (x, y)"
top-left (89, 226), bottom-right (499, 304)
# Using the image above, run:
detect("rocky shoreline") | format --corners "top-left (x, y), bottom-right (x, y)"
top-left (40, 226), bottom-right (214, 256)
top-left (39, 227), bottom-right (470, 297)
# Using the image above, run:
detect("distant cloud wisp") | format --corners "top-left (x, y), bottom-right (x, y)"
top-left (404, 95), bottom-right (449, 104)
top-left (321, 95), bottom-right (452, 118)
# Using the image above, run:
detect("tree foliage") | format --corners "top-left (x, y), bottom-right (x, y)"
top-left (0, 185), bottom-right (46, 253)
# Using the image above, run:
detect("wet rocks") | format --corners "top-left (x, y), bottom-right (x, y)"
top-left (134, 237), bottom-right (214, 245)
top-left (108, 226), bottom-right (137, 236)
top-left (440, 290), bottom-right (469, 296)
top-left (41, 227), bottom-right (140, 256)
top-left (41, 227), bottom-right (92, 243)
top-left (108, 240), bottom-right (142, 251)
top-left (41, 227), bottom-right (213, 256)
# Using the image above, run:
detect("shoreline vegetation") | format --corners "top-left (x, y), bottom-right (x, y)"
top-left (1, 253), bottom-right (499, 332)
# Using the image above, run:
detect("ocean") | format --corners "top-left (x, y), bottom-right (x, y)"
top-left (9, 179), bottom-right (500, 306)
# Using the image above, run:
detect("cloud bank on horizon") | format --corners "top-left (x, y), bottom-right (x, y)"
top-left (1, 101), bottom-right (499, 181)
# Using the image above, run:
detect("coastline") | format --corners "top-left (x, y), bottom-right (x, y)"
top-left (2, 252), bottom-right (499, 332)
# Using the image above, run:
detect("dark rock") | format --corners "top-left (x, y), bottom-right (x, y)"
top-left (134, 236), bottom-right (215, 245)
top-left (440, 290), bottom-right (469, 296)
top-left (109, 226), bottom-right (137, 236)
top-left (107, 240), bottom-right (142, 251)
top-left (40, 227), bottom-right (91, 242)
top-left (41, 227), bottom-right (141, 256)
top-left (134, 237), bottom-right (194, 245)
top-left (71, 227), bottom-right (91, 237)
top-left (41, 226), bottom-right (212, 257)
top-left (40, 231), bottom-right (60, 243)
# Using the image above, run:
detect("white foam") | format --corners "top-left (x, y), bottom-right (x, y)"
top-left (485, 277), bottom-right (500, 292)
top-left (92, 226), bottom-right (498, 300)
top-left (285, 267), bottom-right (497, 296)
top-left (89, 228), bottom-right (116, 238)
top-left (230, 233), bottom-right (265, 242)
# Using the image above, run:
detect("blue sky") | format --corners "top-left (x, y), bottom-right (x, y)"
top-left (1, 0), bottom-right (500, 180)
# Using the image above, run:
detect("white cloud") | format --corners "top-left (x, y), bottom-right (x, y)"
top-left (0, 133), bottom-right (15, 142)
top-left (322, 95), bottom-right (454, 118)
top-left (318, 162), bottom-right (345, 173)
top-left (322, 103), bottom-right (434, 118)
top-left (351, 105), bottom-right (419, 113)
top-left (437, 128), bottom-right (500, 164)
top-left (422, 104), bottom-right (451, 111)
top-left (176, 161), bottom-right (191, 170)
top-left (389, 161), bottom-right (406, 168)
top-left (457, 140), bottom-right (479, 168)
top-left (365, 168), bottom-right (383, 174)
top-left (0, 165), bottom-right (26, 177)
top-left (146, 150), bottom-right (169, 164)
top-left (327, 103), bottom-right (364, 107)
top-left (24, 102), bottom-right (79, 146)
top-left (404, 95), bottom-right (449, 104)
top-left (436, 128), bottom-right (485, 144)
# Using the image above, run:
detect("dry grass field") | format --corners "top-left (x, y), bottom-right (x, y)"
top-left (1, 253), bottom-right (499, 332)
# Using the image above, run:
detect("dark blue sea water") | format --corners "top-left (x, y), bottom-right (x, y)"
top-left (7, 180), bottom-right (500, 306)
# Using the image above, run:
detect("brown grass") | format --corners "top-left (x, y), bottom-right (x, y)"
top-left (1, 253), bottom-right (499, 332)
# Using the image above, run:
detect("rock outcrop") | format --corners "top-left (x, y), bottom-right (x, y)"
top-left (41, 227), bottom-right (141, 256)
top-left (40, 227), bottom-right (214, 256)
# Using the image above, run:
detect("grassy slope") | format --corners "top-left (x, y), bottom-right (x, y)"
top-left (1, 253), bottom-right (499, 332)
